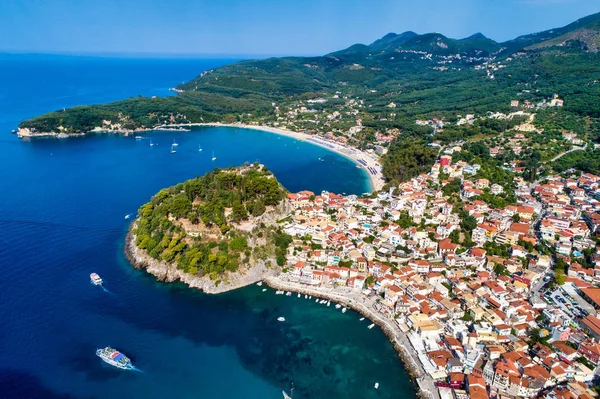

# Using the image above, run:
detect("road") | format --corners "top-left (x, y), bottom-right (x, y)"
top-left (548, 143), bottom-right (587, 163)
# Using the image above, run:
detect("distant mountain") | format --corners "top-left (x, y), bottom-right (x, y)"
top-left (369, 31), bottom-right (419, 50)
top-left (18, 11), bottom-right (600, 139)
top-left (501, 11), bottom-right (600, 52)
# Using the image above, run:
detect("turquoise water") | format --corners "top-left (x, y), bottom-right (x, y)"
top-left (0, 54), bottom-right (416, 399)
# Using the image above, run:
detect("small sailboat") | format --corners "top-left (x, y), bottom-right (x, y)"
top-left (198, 144), bottom-right (202, 152)
top-left (211, 150), bottom-right (216, 161)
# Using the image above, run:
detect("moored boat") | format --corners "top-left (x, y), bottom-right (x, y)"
top-left (368, 323), bottom-right (375, 329)
top-left (90, 273), bottom-right (103, 285)
top-left (96, 347), bottom-right (134, 370)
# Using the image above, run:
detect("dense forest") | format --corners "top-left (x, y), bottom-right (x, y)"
top-left (133, 165), bottom-right (292, 278)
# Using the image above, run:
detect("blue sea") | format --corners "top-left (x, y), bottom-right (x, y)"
top-left (0, 54), bottom-right (416, 399)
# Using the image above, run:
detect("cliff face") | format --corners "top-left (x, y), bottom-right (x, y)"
top-left (125, 226), bottom-right (278, 294)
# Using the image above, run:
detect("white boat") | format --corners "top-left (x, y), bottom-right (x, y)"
top-left (96, 347), bottom-right (134, 370)
top-left (304, 294), bottom-right (307, 299)
top-left (262, 288), bottom-right (267, 292)
top-left (124, 214), bottom-right (131, 220)
top-left (335, 304), bottom-right (341, 309)
top-left (198, 144), bottom-right (202, 152)
top-left (212, 150), bottom-right (216, 161)
top-left (286, 292), bottom-right (292, 296)
top-left (90, 273), bottom-right (103, 285)
top-left (135, 135), bottom-right (142, 140)
top-left (149, 139), bottom-right (154, 147)
top-left (282, 384), bottom-right (294, 399)
top-left (315, 298), bottom-right (319, 303)
top-left (374, 382), bottom-right (379, 389)
top-left (368, 323), bottom-right (375, 329)
top-left (170, 144), bottom-right (176, 154)
top-left (256, 281), bottom-right (263, 286)
top-left (342, 307), bottom-right (347, 313)
top-left (275, 290), bottom-right (284, 295)
top-left (327, 301), bottom-right (331, 307)
top-left (297, 293), bottom-right (300, 298)
top-left (360, 317), bottom-right (365, 321)
top-left (308, 295), bottom-right (312, 299)
top-left (277, 317), bottom-right (285, 322)
top-left (172, 138), bottom-right (179, 147)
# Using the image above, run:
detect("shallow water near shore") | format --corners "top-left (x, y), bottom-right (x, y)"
top-left (0, 55), bottom-right (416, 398)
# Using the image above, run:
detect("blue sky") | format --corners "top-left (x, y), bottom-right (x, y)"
top-left (0, 0), bottom-right (598, 56)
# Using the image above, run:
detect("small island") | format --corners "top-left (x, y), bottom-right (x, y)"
top-left (126, 163), bottom-right (293, 293)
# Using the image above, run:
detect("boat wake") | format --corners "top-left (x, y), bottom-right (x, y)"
top-left (131, 366), bottom-right (144, 373)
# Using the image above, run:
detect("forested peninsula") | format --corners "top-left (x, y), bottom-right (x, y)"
top-left (126, 164), bottom-right (293, 293)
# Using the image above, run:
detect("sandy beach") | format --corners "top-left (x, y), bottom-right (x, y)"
top-left (163, 122), bottom-right (386, 193)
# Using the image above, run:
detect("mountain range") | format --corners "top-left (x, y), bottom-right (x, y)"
top-left (17, 11), bottom-right (600, 181)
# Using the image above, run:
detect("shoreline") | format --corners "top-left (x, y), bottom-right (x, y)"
top-left (263, 275), bottom-right (439, 399)
top-left (125, 223), bottom-right (278, 294)
top-left (125, 220), bottom-right (438, 399)
top-left (176, 122), bottom-right (384, 193)
top-left (17, 122), bottom-right (385, 193)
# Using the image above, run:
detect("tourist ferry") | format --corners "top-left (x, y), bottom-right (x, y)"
top-left (96, 347), bottom-right (134, 370)
top-left (90, 273), bottom-right (103, 285)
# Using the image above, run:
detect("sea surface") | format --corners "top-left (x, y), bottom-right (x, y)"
top-left (0, 54), bottom-right (416, 399)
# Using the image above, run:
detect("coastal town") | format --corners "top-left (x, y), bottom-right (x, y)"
top-left (266, 146), bottom-right (600, 399)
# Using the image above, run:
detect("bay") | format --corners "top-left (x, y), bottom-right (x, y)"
top-left (0, 54), bottom-right (416, 399)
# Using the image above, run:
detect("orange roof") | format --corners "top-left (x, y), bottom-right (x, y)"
top-left (581, 288), bottom-right (600, 307)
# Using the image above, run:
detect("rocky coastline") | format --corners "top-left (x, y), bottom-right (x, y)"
top-left (125, 218), bottom-right (437, 398)
top-left (125, 222), bottom-right (278, 294)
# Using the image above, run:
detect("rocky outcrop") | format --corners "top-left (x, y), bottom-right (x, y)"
top-left (125, 224), bottom-right (279, 294)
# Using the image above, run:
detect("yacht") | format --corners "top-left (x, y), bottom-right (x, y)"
top-left (368, 323), bottom-right (375, 329)
top-left (211, 150), bottom-right (217, 161)
top-left (90, 273), bottom-right (103, 285)
top-left (96, 347), bottom-right (134, 370)
top-left (198, 144), bottom-right (203, 152)
top-left (277, 317), bottom-right (285, 322)
top-left (342, 307), bottom-right (347, 313)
